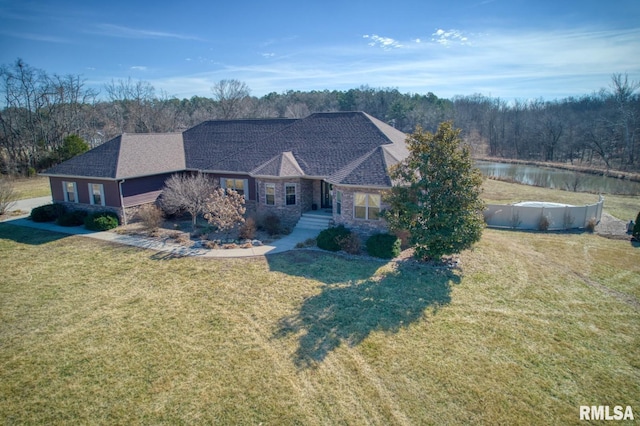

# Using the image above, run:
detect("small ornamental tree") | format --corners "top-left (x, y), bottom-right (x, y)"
top-left (383, 121), bottom-right (485, 260)
top-left (159, 173), bottom-right (216, 230)
top-left (0, 178), bottom-right (17, 215)
top-left (633, 211), bottom-right (640, 240)
top-left (204, 188), bottom-right (246, 238)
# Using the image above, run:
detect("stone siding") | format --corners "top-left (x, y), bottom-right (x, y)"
top-left (255, 178), bottom-right (308, 230)
top-left (332, 185), bottom-right (390, 237)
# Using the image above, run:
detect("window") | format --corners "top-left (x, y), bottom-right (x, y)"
top-left (354, 193), bottom-right (380, 220)
top-left (222, 178), bottom-right (248, 199)
top-left (336, 190), bottom-right (342, 215)
top-left (285, 183), bottom-right (296, 205)
top-left (265, 184), bottom-right (275, 205)
top-left (63, 181), bottom-right (78, 203)
top-left (89, 183), bottom-right (105, 206)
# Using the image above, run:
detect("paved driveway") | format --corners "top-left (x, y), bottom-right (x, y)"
top-left (6, 196), bottom-right (52, 216)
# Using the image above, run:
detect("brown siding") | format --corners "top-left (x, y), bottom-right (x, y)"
top-left (212, 174), bottom-right (256, 201)
top-left (48, 177), bottom-right (120, 207)
top-left (121, 174), bottom-right (174, 207)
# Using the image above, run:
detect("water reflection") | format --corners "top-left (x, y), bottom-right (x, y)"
top-left (475, 161), bottom-right (640, 195)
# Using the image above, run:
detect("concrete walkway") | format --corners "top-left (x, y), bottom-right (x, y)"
top-left (2, 197), bottom-right (321, 257)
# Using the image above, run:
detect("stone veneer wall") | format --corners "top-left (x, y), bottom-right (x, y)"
top-left (255, 178), bottom-right (312, 230)
top-left (332, 185), bottom-right (389, 236)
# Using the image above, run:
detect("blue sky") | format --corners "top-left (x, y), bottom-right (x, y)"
top-left (1, 0), bottom-right (639, 101)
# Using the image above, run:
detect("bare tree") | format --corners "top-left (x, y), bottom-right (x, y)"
top-left (204, 188), bottom-right (246, 238)
top-left (0, 59), bottom-right (96, 174)
top-left (211, 79), bottom-right (251, 119)
top-left (284, 102), bottom-right (310, 118)
top-left (159, 173), bottom-right (216, 230)
top-left (0, 178), bottom-right (16, 214)
top-left (610, 73), bottom-right (639, 166)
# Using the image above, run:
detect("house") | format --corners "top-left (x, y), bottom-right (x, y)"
top-left (42, 111), bottom-right (409, 234)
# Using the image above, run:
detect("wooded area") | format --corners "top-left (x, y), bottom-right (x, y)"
top-left (1, 59), bottom-right (638, 175)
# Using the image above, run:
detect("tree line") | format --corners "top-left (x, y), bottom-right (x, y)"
top-left (1, 58), bottom-right (638, 175)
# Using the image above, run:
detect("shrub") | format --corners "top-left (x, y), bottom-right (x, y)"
top-left (137, 204), bottom-right (164, 230)
top-left (31, 203), bottom-right (66, 222)
top-left (84, 211), bottom-right (119, 231)
top-left (317, 225), bottom-right (351, 252)
top-left (238, 217), bottom-right (257, 240)
top-left (632, 211), bottom-right (640, 240)
top-left (173, 232), bottom-right (192, 245)
top-left (337, 232), bottom-right (361, 254)
top-left (538, 215), bottom-right (550, 231)
top-left (366, 233), bottom-right (401, 259)
top-left (260, 213), bottom-right (281, 236)
top-left (585, 217), bottom-right (598, 233)
top-left (57, 210), bottom-right (88, 227)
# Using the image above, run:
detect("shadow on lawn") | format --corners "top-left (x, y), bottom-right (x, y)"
top-left (0, 222), bottom-right (67, 245)
top-left (269, 251), bottom-right (460, 368)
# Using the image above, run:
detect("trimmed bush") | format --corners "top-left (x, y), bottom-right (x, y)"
top-left (137, 204), bottom-right (164, 230)
top-left (538, 215), bottom-right (550, 231)
top-left (56, 210), bottom-right (88, 227)
top-left (31, 203), bottom-right (66, 222)
top-left (260, 213), bottom-right (281, 236)
top-left (633, 211), bottom-right (640, 240)
top-left (366, 233), bottom-right (401, 259)
top-left (84, 211), bottom-right (119, 231)
top-left (317, 225), bottom-right (351, 252)
top-left (337, 232), bottom-right (361, 254)
top-left (238, 217), bottom-right (257, 240)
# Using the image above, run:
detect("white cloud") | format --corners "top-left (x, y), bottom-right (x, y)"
top-left (431, 29), bottom-right (470, 47)
top-left (363, 34), bottom-right (402, 50)
top-left (108, 27), bottom-right (640, 102)
top-left (130, 66), bottom-right (147, 71)
top-left (262, 52), bottom-right (275, 58)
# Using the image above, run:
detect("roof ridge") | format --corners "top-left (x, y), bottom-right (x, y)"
top-left (113, 135), bottom-right (124, 179)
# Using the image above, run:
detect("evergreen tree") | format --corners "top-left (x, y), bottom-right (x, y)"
top-left (57, 134), bottom-right (89, 162)
top-left (633, 211), bottom-right (640, 240)
top-left (383, 121), bottom-right (485, 260)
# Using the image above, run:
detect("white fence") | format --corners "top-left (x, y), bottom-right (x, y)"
top-left (484, 196), bottom-right (604, 231)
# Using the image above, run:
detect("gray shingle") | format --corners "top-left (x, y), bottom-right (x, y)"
top-left (43, 112), bottom-right (409, 188)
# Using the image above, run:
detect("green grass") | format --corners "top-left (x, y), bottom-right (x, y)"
top-left (1, 223), bottom-right (638, 425)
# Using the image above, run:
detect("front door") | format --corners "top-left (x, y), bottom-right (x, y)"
top-left (321, 181), bottom-right (333, 209)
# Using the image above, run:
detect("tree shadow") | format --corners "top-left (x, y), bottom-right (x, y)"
top-left (269, 251), bottom-right (460, 368)
top-left (0, 222), bottom-right (68, 245)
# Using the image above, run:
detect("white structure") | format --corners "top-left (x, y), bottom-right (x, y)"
top-left (484, 196), bottom-right (604, 230)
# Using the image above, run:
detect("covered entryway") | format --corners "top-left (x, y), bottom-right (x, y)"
top-left (321, 181), bottom-right (333, 209)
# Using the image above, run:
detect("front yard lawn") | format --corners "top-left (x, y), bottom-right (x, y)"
top-left (0, 223), bottom-right (638, 424)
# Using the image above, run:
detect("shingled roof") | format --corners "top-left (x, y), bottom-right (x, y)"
top-left (43, 112), bottom-right (409, 188)
top-left (183, 119), bottom-right (295, 172)
top-left (42, 133), bottom-right (185, 179)
top-left (212, 112), bottom-right (408, 181)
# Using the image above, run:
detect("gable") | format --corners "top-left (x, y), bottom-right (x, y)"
top-left (42, 112), bottom-right (408, 187)
top-left (42, 133), bottom-right (185, 180)
top-left (214, 111), bottom-right (407, 177)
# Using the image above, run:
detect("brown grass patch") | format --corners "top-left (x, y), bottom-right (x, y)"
top-left (0, 222), bottom-right (638, 424)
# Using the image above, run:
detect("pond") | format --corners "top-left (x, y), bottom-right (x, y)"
top-left (475, 161), bottom-right (640, 196)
